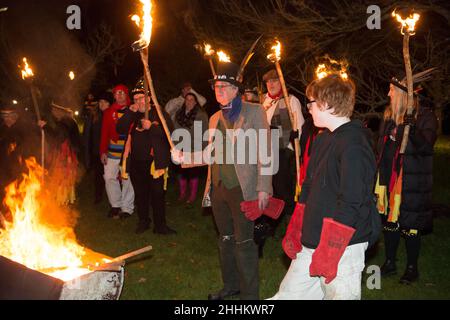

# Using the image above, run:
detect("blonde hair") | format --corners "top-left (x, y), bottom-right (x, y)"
top-left (385, 85), bottom-right (417, 125)
top-left (306, 74), bottom-right (355, 117)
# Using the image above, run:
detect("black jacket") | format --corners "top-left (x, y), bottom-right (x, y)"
top-left (299, 120), bottom-right (377, 249)
top-left (377, 106), bottom-right (438, 230)
top-left (116, 108), bottom-right (173, 170)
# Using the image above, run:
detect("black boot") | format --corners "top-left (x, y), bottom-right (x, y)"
top-left (380, 259), bottom-right (397, 276)
top-left (400, 265), bottom-right (419, 284)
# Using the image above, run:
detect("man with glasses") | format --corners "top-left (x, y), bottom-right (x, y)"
top-left (270, 74), bottom-right (377, 300)
top-left (190, 61), bottom-right (273, 300)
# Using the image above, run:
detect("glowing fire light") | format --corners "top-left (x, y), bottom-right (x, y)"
top-left (20, 57), bottom-right (34, 80)
top-left (217, 51), bottom-right (231, 63)
top-left (392, 10), bottom-right (420, 35)
top-left (0, 158), bottom-right (91, 281)
top-left (267, 40), bottom-right (281, 63)
top-left (204, 43), bottom-right (215, 57)
top-left (132, 0), bottom-right (153, 49)
top-left (12, 100), bottom-right (18, 105)
top-left (68, 71), bottom-right (75, 80)
top-left (315, 57), bottom-right (348, 80)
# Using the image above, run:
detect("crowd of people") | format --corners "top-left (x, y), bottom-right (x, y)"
top-left (0, 56), bottom-right (438, 300)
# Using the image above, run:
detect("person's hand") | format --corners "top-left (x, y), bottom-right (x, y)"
top-left (141, 119), bottom-right (152, 130)
top-left (403, 112), bottom-right (416, 127)
top-left (258, 191), bottom-right (269, 210)
top-left (101, 153), bottom-right (108, 165)
top-left (129, 104), bottom-right (139, 112)
top-left (37, 120), bottom-right (47, 128)
top-left (171, 149), bottom-right (184, 165)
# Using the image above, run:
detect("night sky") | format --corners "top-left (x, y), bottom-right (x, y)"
top-left (0, 0), bottom-right (214, 109)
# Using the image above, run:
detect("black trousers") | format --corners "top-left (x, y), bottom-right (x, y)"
top-left (211, 183), bottom-right (259, 300)
top-left (92, 156), bottom-right (104, 202)
top-left (254, 148), bottom-right (296, 240)
top-left (272, 148), bottom-right (296, 218)
top-left (129, 159), bottom-right (168, 231)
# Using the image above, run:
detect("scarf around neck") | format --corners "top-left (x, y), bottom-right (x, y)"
top-left (220, 95), bottom-right (242, 123)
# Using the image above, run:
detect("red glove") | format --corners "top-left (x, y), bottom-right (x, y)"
top-left (263, 197), bottom-right (285, 220)
top-left (309, 218), bottom-right (356, 284)
top-left (240, 200), bottom-right (263, 221)
top-left (282, 203), bottom-right (305, 259)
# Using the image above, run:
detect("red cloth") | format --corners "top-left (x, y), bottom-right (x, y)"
top-left (240, 200), bottom-right (263, 221)
top-left (282, 203), bottom-right (305, 259)
top-left (264, 197), bottom-right (285, 220)
top-left (268, 90), bottom-right (282, 100)
top-left (240, 197), bottom-right (285, 221)
top-left (309, 218), bottom-right (356, 284)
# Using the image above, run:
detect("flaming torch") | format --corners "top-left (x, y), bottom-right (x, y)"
top-left (217, 50), bottom-right (231, 63)
top-left (267, 40), bottom-right (301, 189)
top-left (20, 57), bottom-right (45, 177)
top-left (204, 43), bottom-right (216, 77)
top-left (131, 0), bottom-right (174, 148)
top-left (315, 57), bottom-right (349, 80)
top-left (392, 9), bottom-right (420, 154)
top-left (68, 71), bottom-right (75, 81)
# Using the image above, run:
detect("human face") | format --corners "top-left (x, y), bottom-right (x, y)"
top-left (98, 99), bottom-right (110, 112)
top-left (114, 89), bottom-right (127, 105)
top-left (307, 97), bottom-right (328, 128)
top-left (133, 93), bottom-right (150, 113)
top-left (182, 86), bottom-right (192, 97)
top-left (2, 113), bottom-right (18, 128)
top-left (185, 95), bottom-right (197, 111)
top-left (214, 81), bottom-right (238, 106)
top-left (266, 78), bottom-right (282, 97)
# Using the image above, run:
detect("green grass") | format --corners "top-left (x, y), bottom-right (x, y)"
top-left (73, 136), bottom-right (450, 300)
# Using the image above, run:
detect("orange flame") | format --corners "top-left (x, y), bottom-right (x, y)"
top-left (20, 57), bottom-right (34, 80)
top-left (68, 71), bottom-right (75, 80)
top-left (0, 158), bottom-right (91, 281)
top-left (204, 43), bottom-right (215, 57)
top-left (217, 51), bottom-right (231, 63)
top-left (132, 0), bottom-right (153, 48)
top-left (267, 40), bottom-right (281, 63)
top-left (392, 10), bottom-right (420, 35)
top-left (315, 57), bottom-right (348, 80)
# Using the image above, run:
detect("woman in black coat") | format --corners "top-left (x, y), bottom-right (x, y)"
top-left (376, 83), bottom-right (438, 284)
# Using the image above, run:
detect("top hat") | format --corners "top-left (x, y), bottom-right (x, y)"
top-left (209, 62), bottom-right (243, 89)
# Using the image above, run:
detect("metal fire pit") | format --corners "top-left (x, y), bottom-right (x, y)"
top-left (0, 256), bottom-right (124, 300)
top-left (59, 267), bottom-right (124, 300)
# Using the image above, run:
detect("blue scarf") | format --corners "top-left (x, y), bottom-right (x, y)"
top-left (220, 95), bottom-right (242, 123)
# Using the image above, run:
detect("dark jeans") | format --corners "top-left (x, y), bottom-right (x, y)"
top-left (92, 156), bottom-right (104, 202)
top-left (130, 159), bottom-right (168, 231)
top-left (211, 182), bottom-right (259, 300)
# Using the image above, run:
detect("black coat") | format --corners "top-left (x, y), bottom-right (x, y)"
top-left (299, 120), bottom-right (377, 248)
top-left (116, 108), bottom-right (173, 170)
top-left (377, 106), bottom-right (438, 230)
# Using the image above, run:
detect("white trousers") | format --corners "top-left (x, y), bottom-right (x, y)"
top-left (269, 242), bottom-right (368, 300)
top-left (103, 158), bottom-right (134, 214)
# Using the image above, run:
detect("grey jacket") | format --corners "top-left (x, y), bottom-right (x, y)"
top-left (202, 101), bottom-right (273, 204)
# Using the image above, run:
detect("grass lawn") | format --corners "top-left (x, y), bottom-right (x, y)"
top-left (73, 136), bottom-right (450, 300)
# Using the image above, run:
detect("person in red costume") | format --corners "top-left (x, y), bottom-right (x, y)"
top-left (100, 84), bottom-right (135, 219)
top-left (270, 74), bottom-right (378, 300)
